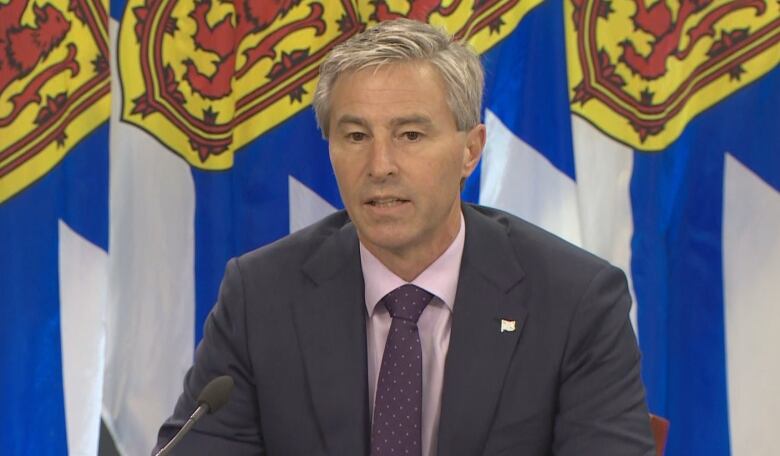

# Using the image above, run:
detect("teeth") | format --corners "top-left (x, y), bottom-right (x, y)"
top-left (371, 198), bottom-right (403, 206)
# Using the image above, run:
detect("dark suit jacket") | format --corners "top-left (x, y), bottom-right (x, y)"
top-left (156, 204), bottom-right (655, 455)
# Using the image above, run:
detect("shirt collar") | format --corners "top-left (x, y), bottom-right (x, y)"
top-left (361, 212), bottom-right (465, 315)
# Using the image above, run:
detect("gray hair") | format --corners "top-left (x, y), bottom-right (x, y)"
top-left (312, 19), bottom-right (484, 137)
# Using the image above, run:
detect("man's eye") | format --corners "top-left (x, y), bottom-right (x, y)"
top-left (402, 131), bottom-right (422, 141)
top-left (348, 132), bottom-right (367, 142)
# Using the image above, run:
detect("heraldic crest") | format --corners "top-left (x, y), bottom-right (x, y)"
top-left (0, 0), bottom-right (110, 202)
top-left (566, 0), bottom-right (780, 151)
top-left (118, 0), bottom-right (538, 170)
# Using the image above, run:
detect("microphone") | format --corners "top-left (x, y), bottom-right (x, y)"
top-left (155, 375), bottom-right (234, 456)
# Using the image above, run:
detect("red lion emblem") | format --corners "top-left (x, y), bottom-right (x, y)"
top-left (619, 0), bottom-right (766, 80)
top-left (0, 0), bottom-right (78, 128)
top-left (1, 1), bottom-right (71, 92)
top-left (181, 0), bottom-right (325, 100)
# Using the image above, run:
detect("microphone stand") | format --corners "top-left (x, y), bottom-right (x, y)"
top-left (154, 403), bottom-right (208, 456)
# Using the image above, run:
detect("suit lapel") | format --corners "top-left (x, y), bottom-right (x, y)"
top-left (293, 221), bottom-right (370, 456)
top-left (437, 205), bottom-right (529, 456)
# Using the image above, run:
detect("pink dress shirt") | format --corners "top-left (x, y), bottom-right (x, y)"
top-left (361, 214), bottom-right (465, 456)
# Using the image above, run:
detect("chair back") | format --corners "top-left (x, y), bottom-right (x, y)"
top-left (649, 414), bottom-right (670, 456)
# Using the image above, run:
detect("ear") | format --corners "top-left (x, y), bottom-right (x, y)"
top-left (461, 123), bottom-right (486, 178)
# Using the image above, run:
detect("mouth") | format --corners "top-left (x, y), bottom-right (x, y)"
top-left (364, 196), bottom-right (410, 208)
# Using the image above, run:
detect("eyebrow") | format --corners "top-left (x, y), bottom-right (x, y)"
top-left (390, 115), bottom-right (433, 129)
top-left (335, 115), bottom-right (369, 129)
top-left (334, 114), bottom-right (434, 129)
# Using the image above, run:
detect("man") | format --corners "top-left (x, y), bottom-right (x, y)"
top-left (156, 19), bottom-right (655, 455)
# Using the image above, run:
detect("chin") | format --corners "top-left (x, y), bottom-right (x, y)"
top-left (360, 229), bottom-right (413, 254)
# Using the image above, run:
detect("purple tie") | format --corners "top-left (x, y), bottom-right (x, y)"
top-left (371, 284), bottom-right (434, 456)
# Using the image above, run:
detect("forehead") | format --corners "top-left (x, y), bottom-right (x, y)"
top-left (328, 62), bottom-right (454, 125)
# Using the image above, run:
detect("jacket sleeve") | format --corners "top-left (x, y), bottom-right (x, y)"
top-left (553, 265), bottom-right (656, 455)
top-left (153, 258), bottom-right (265, 455)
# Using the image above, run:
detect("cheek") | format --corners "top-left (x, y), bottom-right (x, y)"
top-left (431, 148), bottom-right (470, 183)
top-left (409, 162), bottom-right (461, 200)
top-left (329, 150), bottom-right (350, 177)
top-left (330, 156), bottom-right (363, 199)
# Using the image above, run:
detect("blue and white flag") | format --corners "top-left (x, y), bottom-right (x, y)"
top-left (0, 0), bottom-right (110, 452)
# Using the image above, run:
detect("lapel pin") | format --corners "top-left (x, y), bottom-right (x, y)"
top-left (500, 319), bottom-right (516, 333)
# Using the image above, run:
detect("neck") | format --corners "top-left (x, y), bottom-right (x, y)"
top-left (370, 248), bottom-right (444, 282)
top-left (361, 210), bottom-right (462, 282)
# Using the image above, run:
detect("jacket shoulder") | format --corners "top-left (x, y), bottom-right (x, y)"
top-left (234, 210), bottom-right (353, 277)
top-left (466, 204), bottom-right (611, 274)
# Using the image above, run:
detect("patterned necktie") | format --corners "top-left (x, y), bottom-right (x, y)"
top-left (371, 284), bottom-right (434, 456)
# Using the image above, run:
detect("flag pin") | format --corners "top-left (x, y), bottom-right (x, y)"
top-left (500, 319), bottom-right (516, 333)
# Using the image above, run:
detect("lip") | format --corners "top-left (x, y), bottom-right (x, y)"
top-left (363, 195), bottom-right (409, 205)
top-left (362, 196), bottom-right (411, 214)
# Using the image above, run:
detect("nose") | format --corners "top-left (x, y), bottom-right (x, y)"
top-left (367, 136), bottom-right (398, 181)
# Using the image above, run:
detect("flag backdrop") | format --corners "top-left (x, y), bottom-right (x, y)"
top-left (1, 0), bottom-right (778, 455)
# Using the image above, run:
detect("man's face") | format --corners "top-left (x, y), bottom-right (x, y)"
top-left (327, 62), bottom-right (484, 264)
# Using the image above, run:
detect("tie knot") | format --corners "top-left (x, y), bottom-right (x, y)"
top-left (382, 284), bottom-right (433, 323)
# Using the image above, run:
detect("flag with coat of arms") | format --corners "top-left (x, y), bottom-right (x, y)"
top-left (0, 0), bottom-right (778, 454)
